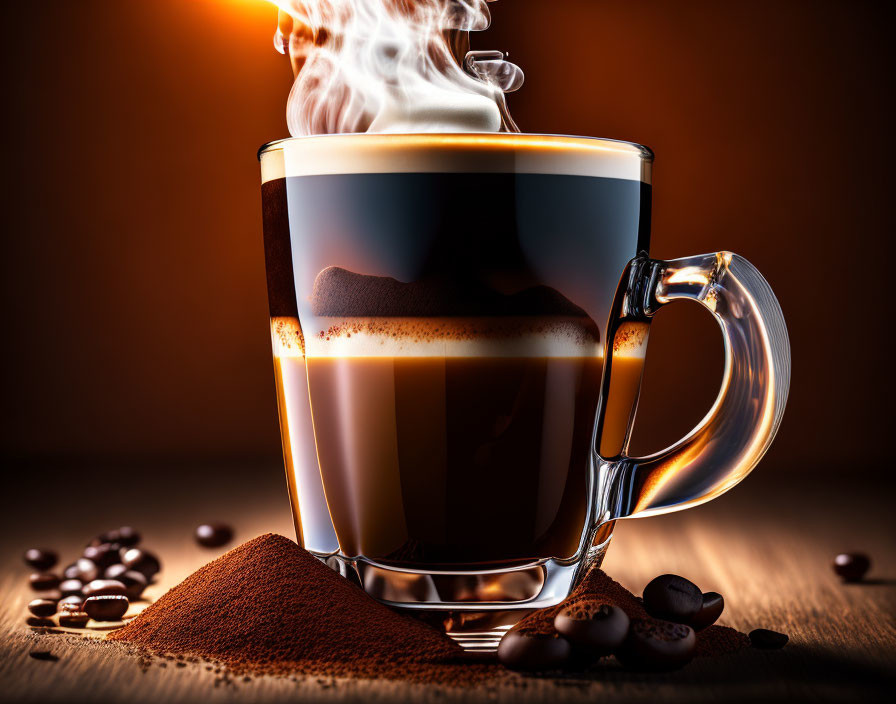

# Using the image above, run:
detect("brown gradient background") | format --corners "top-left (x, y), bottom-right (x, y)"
top-left (2, 0), bottom-right (893, 478)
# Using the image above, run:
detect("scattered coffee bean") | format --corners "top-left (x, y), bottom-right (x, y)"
top-left (59, 595), bottom-right (84, 611)
top-left (121, 548), bottom-right (161, 579)
top-left (84, 595), bottom-right (129, 622)
top-left (497, 627), bottom-right (571, 671)
top-left (58, 611), bottom-right (90, 628)
top-left (553, 600), bottom-right (629, 655)
top-left (23, 549), bottom-right (58, 571)
top-left (117, 526), bottom-right (141, 547)
top-left (105, 563), bottom-right (128, 580)
top-left (83, 544), bottom-right (120, 570)
top-left (75, 557), bottom-right (99, 582)
top-left (116, 570), bottom-right (148, 600)
top-left (29, 573), bottom-right (61, 592)
top-left (29, 650), bottom-right (58, 661)
top-left (83, 579), bottom-right (127, 598)
top-left (833, 553), bottom-right (871, 583)
top-left (642, 574), bottom-right (703, 624)
top-left (195, 523), bottom-right (234, 548)
top-left (62, 563), bottom-right (81, 580)
top-left (41, 590), bottom-right (62, 604)
top-left (58, 579), bottom-right (83, 597)
top-left (617, 619), bottom-right (696, 671)
top-left (28, 599), bottom-right (58, 618)
top-left (749, 628), bottom-right (788, 649)
top-left (26, 616), bottom-right (56, 628)
top-left (690, 591), bottom-right (724, 630)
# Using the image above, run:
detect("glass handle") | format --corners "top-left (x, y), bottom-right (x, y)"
top-left (600, 252), bottom-right (791, 521)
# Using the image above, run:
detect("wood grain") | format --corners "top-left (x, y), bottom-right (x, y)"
top-left (1, 464), bottom-right (893, 703)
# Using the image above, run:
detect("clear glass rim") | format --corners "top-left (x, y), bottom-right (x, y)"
top-left (257, 132), bottom-right (654, 162)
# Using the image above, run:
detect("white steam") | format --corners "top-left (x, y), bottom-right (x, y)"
top-left (270, 0), bottom-right (523, 136)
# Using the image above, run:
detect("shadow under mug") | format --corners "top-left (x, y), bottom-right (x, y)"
top-left (258, 133), bottom-right (790, 650)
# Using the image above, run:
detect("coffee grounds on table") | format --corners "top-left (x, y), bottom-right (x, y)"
top-left (108, 534), bottom-right (747, 682)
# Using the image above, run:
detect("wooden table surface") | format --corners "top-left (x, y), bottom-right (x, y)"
top-left (1, 462), bottom-right (893, 703)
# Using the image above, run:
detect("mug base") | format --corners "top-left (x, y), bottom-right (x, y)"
top-left (313, 541), bottom-right (610, 652)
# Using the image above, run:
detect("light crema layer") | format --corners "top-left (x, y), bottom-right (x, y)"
top-left (271, 317), bottom-right (648, 359)
top-left (260, 133), bottom-right (652, 184)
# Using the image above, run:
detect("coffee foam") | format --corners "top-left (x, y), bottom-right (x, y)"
top-left (271, 316), bottom-right (652, 359)
top-left (259, 133), bottom-right (652, 184)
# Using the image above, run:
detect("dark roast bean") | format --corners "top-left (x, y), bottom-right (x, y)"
top-left (497, 627), bottom-right (571, 671)
top-left (83, 544), bottom-right (119, 569)
top-left (62, 563), bottom-right (81, 580)
top-left (29, 650), bottom-right (58, 661)
top-left (83, 579), bottom-right (127, 598)
top-left (553, 600), bottom-right (630, 655)
top-left (833, 553), bottom-right (871, 582)
top-left (617, 619), bottom-right (696, 671)
top-left (84, 595), bottom-right (129, 621)
top-left (28, 599), bottom-right (58, 618)
top-left (23, 549), bottom-right (58, 571)
top-left (58, 611), bottom-right (90, 628)
top-left (690, 591), bottom-right (724, 630)
top-left (75, 557), bottom-right (99, 582)
top-left (749, 628), bottom-right (788, 649)
top-left (41, 590), bottom-right (62, 604)
top-left (121, 548), bottom-right (161, 579)
top-left (642, 574), bottom-right (703, 623)
top-left (26, 616), bottom-right (56, 628)
top-left (29, 573), bottom-right (61, 591)
top-left (104, 563), bottom-right (128, 580)
top-left (116, 526), bottom-right (141, 547)
top-left (59, 595), bottom-right (84, 611)
top-left (116, 570), bottom-right (148, 600)
top-left (195, 523), bottom-right (234, 548)
top-left (59, 579), bottom-right (84, 597)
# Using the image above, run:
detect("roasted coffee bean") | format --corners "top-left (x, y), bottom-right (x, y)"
top-left (116, 570), bottom-right (148, 600)
top-left (617, 619), bottom-right (696, 671)
top-left (553, 600), bottom-right (630, 655)
top-left (29, 573), bottom-right (61, 591)
top-left (83, 544), bottom-right (119, 570)
top-left (497, 627), bottom-right (571, 671)
top-left (59, 579), bottom-right (84, 597)
top-left (749, 628), bottom-right (788, 649)
top-left (41, 590), bottom-right (62, 604)
top-left (26, 616), bottom-right (56, 628)
top-left (23, 549), bottom-right (58, 571)
top-left (833, 553), bottom-right (871, 582)
top-left (116, 526), bottom-right (141, 547)
top-left (62, 563), bottom-right (81, 580)
top-left (59, 595), bottom-right (84, 611)
top-left (75, 557), bottom-right (99, 582)
top-left (104, 563), bottom-right (128, 580)
top-left (690, 591), bottom-right (724, 630)
top-left (84, 595), bottom-right (129, 622)
top-left (28, 599), bottom-right (58, 618)
top-left (58, 611), bottom-right (90, 628)
top-left (642, 574), bottom-right (703, 624)
top-left (195, 523), bottom-right (234, 548)
top-left (83, 579), bottom-right (127, 598)
top-left (29, 650), bottom-right (58, 661)
top-left (121, 548), bottom-right (161, 579)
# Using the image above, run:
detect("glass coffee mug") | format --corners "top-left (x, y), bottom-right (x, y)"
top-left (258, 134), bottom-right (790, 649)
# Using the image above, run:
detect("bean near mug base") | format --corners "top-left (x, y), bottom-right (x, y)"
top-left (313, 537), bottom-right (612, 652)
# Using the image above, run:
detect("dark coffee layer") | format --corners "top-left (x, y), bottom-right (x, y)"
top-left (311, 266), bottom-right (595, 320)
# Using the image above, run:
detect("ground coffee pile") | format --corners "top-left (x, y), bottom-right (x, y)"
top-left (108, 534), bottom-right (467, 681)
top-left (109, 534), bottom-right (746, 683)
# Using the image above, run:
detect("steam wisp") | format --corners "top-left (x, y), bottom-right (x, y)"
top-left (270, 0), bottom-right (523, 135)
